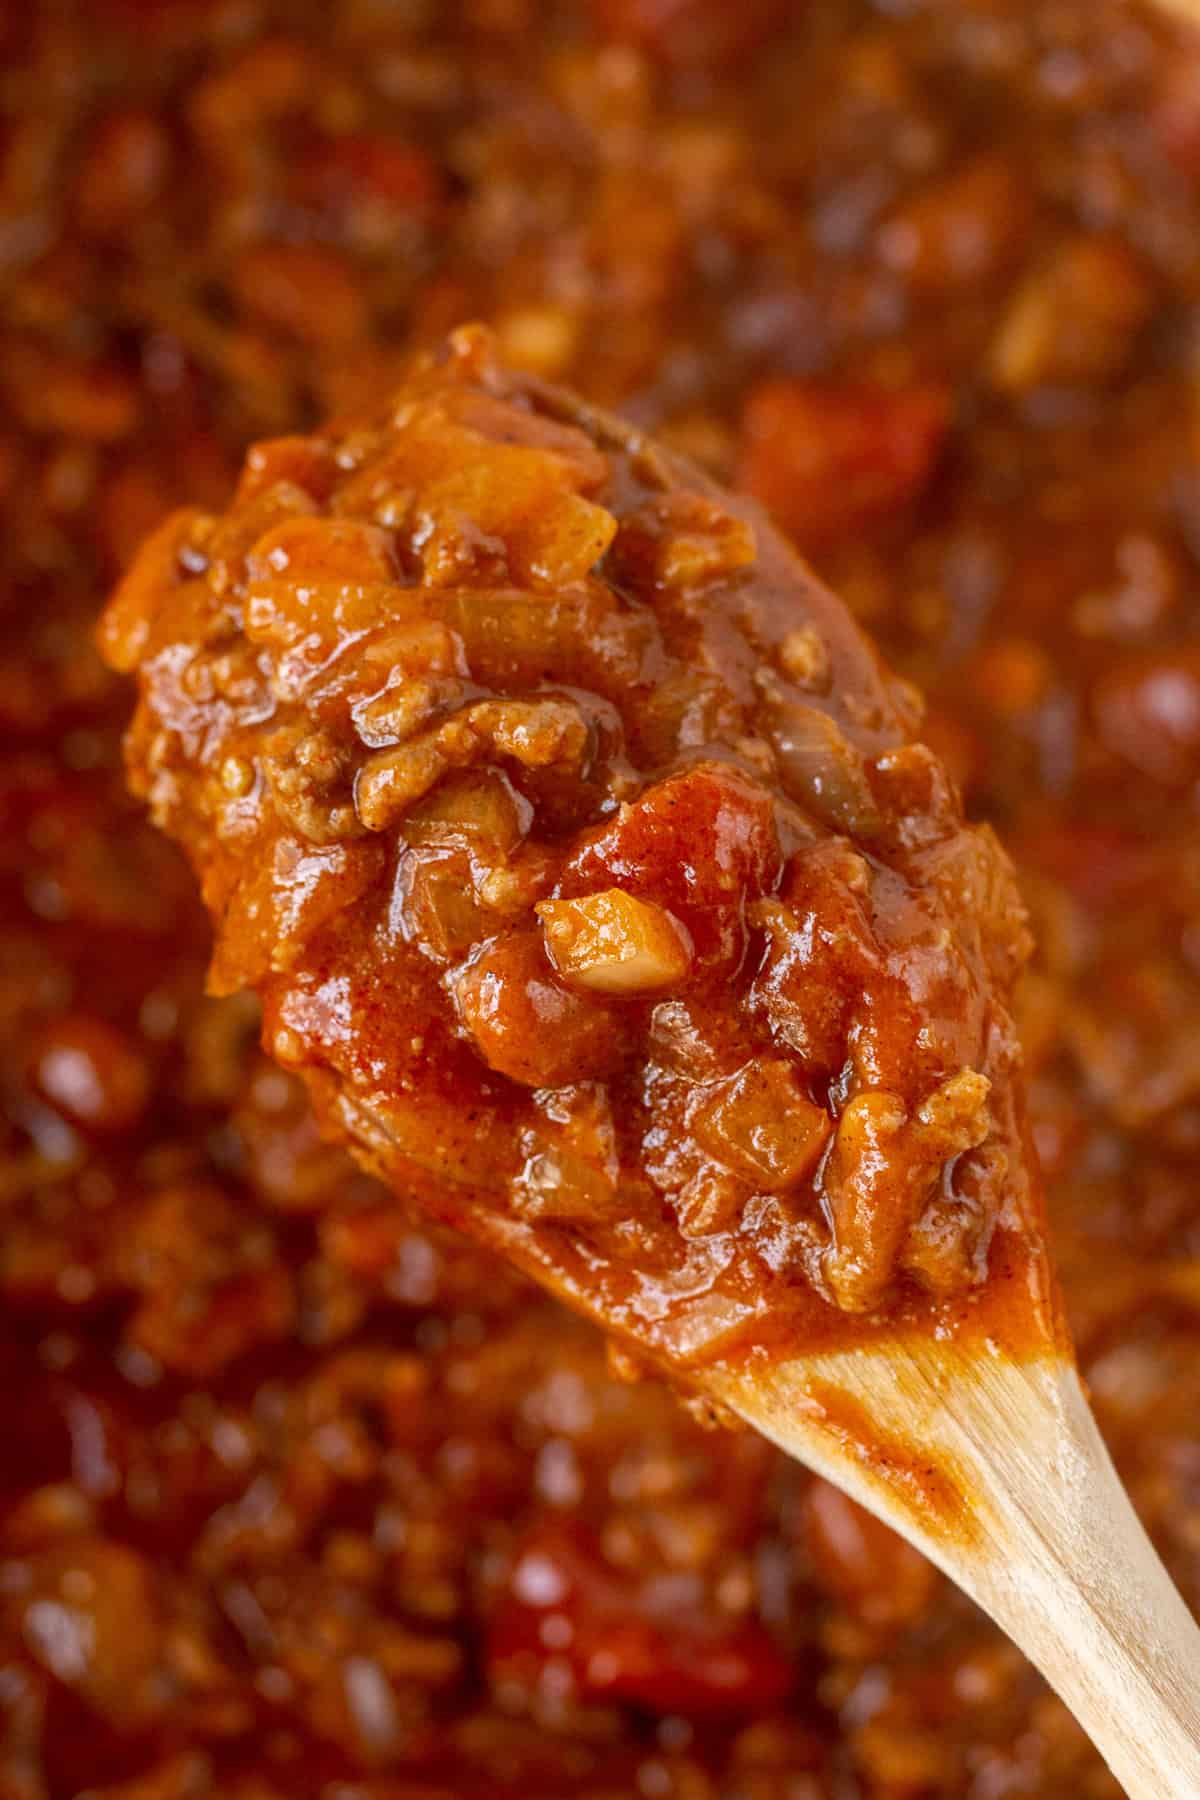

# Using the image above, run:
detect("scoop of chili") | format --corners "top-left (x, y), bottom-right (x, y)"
top-left (99, 326), bottom-right (1040, 1370)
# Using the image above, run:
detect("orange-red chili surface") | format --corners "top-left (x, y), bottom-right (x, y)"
top-left (3, 1), bottom-right (1200, 1794)
top-left (100, 325), bottom-right (1046, 1365)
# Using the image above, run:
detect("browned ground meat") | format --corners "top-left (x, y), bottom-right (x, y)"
top-left (101, 327), bottom-right (1041, 1359)
top-left (3, 0), bottom-right (1200, 1794)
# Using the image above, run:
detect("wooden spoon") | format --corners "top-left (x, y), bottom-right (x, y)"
top-left (101, 335), bottom-right (1200, 1798)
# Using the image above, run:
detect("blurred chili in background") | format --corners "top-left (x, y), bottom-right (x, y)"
top-left (3, 1), bottom-right (1200, 1794)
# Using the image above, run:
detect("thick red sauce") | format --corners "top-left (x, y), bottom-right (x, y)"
top-left (2, 0), bottom-right (1200, 1793)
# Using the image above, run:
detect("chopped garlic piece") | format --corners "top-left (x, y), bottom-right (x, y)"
top-left (537, 887), bottom-right (692, 994)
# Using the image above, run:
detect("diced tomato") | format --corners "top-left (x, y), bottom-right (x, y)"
top-left (568, 764), bottom-right (780, 916)
top-left (489, 1524), bottom-right (794, 1714)
top-left (294, 134), bottom-right (446, 222)
top-left (592, 0), bottom-right (790, 66)
top-left (563, 763), bottom-right (781, 971)
top-left (737, 379), bottom-right (950, 545)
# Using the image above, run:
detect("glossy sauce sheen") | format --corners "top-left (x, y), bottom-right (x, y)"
top-left (102, 328), bottom-right (1051, 1368)
top-left (2, 0), bottom-right (1200, 1794)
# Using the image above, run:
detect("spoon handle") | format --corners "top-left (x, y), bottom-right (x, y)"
top-left (718, 1345), bottom-right (1200, 1799)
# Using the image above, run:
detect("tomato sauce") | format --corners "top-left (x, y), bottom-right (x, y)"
top-left (2, 0), bottom-right (1200, 1793)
